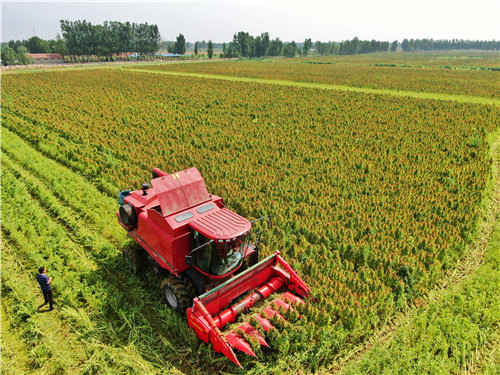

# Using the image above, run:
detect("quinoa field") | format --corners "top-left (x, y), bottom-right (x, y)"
top-left (1, 51), bottom-right (499, 374)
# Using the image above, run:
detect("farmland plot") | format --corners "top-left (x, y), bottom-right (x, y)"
top-left (127, 52), bottom-right (500, 99)
top-left (1, 57), bottom-right (499, 373)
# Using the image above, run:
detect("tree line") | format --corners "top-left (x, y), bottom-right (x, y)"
top-left (221, 33), bottom-right (393, 58)
top-left (4, 36), bottom-right (66, 55)
top-left (2, 20), bottom-right (499, 66)
top-left (401, 38), bottom-right (500, 52)
top-left (59, 20), bottom-right (160, 57)
top-left (221, 32), bottom-right (312, 58)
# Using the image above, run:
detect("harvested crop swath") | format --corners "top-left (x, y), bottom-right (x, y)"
top-left (1, 129), bottom-right (208, 373)
top-left (127, 57), bottom-right (500, 99)
top-left (2, 67), bottom-right (498, 372)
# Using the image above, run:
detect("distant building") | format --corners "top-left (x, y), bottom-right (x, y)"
top-left (29, 53), bottom-right (64, 64)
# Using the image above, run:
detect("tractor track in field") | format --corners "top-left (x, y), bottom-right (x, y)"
top-left (125, 67), bottom-right (500, 107)
top-left (330, 129), bottom-right (500, 374)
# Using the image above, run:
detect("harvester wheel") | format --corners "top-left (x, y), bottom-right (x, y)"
top-left (161, 275), bottom-right (196, 313)
top-left (122, 244), bottom-right (146, 274)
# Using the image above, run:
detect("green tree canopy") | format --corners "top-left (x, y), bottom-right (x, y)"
top-left (25, 36), bottom-right (51, 53)
top-left (302, 38), bottom-right (312, 56)
top-left (283, 41), bottom-right (298, 57)
top-left (1, 44), bottom-right (33, 66)
top-left (59, 19), bottom-right (160, 57)
top-left (390, 40), bottom-right (398, 52)
top-left (207, 40), bottom-right (214, 59)
top-left (174, 34), bottom-right (186, 54)
top-left (1, 45), bottom-right (17, 66)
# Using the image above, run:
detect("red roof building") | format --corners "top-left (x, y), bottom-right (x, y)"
top-left (28, 53), bottom-right (64, 64)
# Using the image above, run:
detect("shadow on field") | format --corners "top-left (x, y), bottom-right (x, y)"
top-left (36, 307), bottom-right (52, 314)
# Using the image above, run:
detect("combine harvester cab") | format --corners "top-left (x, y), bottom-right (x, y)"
top-left (117, 167), bottom-right (311, 367)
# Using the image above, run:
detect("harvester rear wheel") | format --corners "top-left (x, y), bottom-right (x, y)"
top-left (122, 243), bottom-right (146, 274)
top-left (161, 275), bottom-right (196, 313)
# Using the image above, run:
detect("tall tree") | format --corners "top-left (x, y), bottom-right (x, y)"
top-left (174, 34), bottom-right (186, 54)
top-left (207, 40), bottom-right (214, 59)
top-left (194, 41), bottom-right (199, 55)
top-left (53, 33), bottom-right (68, 56)
top-left (255, 35), bottom-right (264, 57)
top-left (302, 38), bottom-right (312, 56)
top-left (232, 31), bottom-right (255, 58)
top-left (390, 40), bottom-right (398, 52)
top-left (260, 32), bottom-right (270, 56)
top-left (25, 36), bottom-right (51, 53)
top-left (1, 45), bottom-right (17, 66)
top-left (16, 46), bottom-right (33, 64)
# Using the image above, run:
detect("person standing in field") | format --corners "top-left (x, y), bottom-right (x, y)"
top-left (36, 266), bottom-right (55, 311)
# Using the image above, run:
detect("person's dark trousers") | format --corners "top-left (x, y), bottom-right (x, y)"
top-left (43, 290), bottom-right (54, 310)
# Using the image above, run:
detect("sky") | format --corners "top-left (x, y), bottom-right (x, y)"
top-left (2, 0), bottom-right (499, 43)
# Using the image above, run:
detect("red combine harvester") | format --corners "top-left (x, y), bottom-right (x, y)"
top-left (117, 167), bottom-right (311, 367)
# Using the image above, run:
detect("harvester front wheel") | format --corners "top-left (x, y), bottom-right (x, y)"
top-left (122, 244), bottom-right (146, 274)
top-left (161, 275), bottom-right (195, 313)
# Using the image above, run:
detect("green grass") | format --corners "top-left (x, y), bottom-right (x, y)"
top-left (0, 128), bottom-right (215, 374)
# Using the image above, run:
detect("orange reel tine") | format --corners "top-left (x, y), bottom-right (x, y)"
top-left (252, 313), bottom-right (273, 332)
top-left (238, 321), bottom-right (269, 347)
top-left (225, 332), bottom-right (257, 358)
